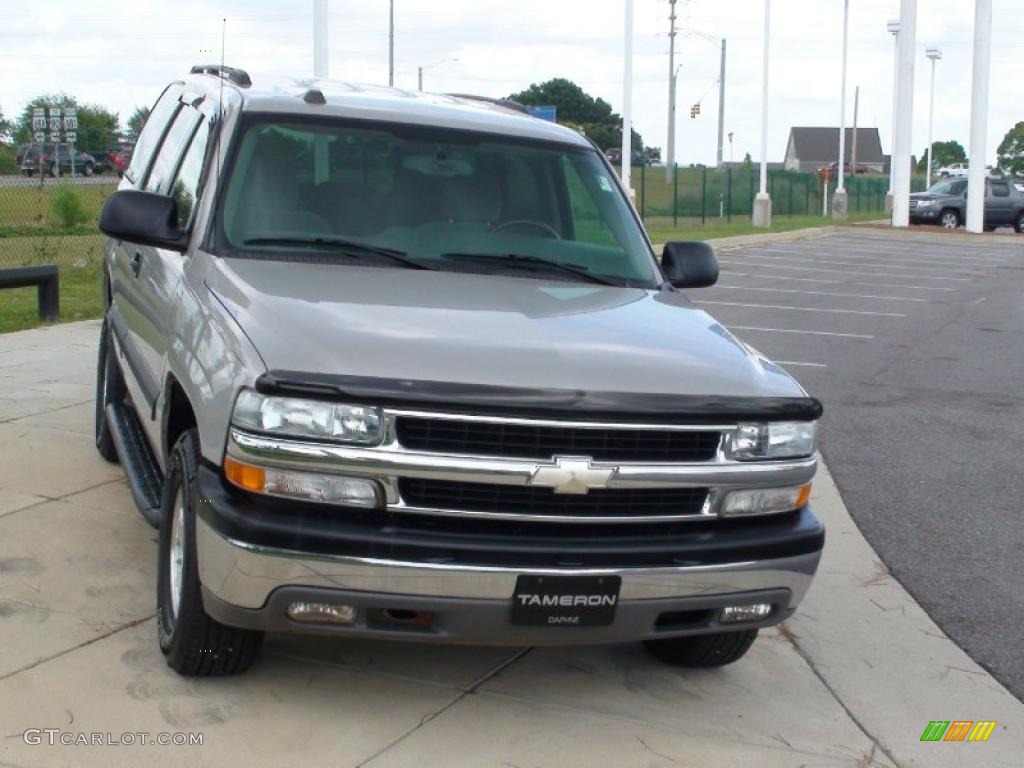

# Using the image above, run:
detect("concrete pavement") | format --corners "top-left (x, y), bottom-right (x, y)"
top-left (0, 320), bottom-right (1021, 767)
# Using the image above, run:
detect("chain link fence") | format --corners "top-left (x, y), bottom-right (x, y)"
top-left (616, 164), bottom-right (926, 230)
top-left (0, 175), bottom-right (117, 269)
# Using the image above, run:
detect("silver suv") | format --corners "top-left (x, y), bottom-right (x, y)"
top-left (96, 65), bottom-right (823, 676)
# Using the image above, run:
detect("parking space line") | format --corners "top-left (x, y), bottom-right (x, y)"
top-left (695, 300), bottom-right (906, 317)
top-left (753, 249), bottom-right (1007, 270)
top-left (727, 325), bottom-right (874, 339)
top-left (722, 254), bottom-right (981, 278)
top-left (722, 271), bottom-right (958, 292)
top-left (774, 360), bottom-right (828, 368)
top-left (749, 251), bottom-right (1003, 271)
top-left (714, 284), bottom-right (932, 302)
top-left (717, 259), bottom-right (972, 282)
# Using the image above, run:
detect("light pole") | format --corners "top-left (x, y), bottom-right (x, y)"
top-left (728, 131), bottom-right (733, 163)
top-left (925, 48), bottom-right (941, 188)
top-left (665, 0), bottom-right (677, 181)
top-left (891, 0), bottom-right (917, 228)
top-left (313, 0), bottom-right (328, 78)
top-left (417, 57), bottom-right (458, 91)
top-left (965, 0), bottom-right (992, 234)
top-left (833, 0), bottom-right (850, 220)
top-left (752, 0), bottom-right (772, 227)
top-left (886, 19), bottom-right (899, 212)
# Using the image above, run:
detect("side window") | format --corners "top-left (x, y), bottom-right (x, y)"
top-left (144, 108), bottom-right (201, 195)
top-left (561, 156), bottom-right (617, 247)
top-left (169, 121), bottom-right (211, 229)
top-left (126, 83), bottom-right (183, 184)
top-left (990, 181), bottom-right (1010, 197)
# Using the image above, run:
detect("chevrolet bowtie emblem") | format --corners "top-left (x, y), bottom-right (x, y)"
top-left (528, 457), bottom-right (616, 494)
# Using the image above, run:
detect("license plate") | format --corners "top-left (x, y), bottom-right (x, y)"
top-left (511, 575), bottom-right (621, 627)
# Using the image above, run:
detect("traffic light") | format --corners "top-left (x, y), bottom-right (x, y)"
top-left (690, 102), bottom-right (700, 119)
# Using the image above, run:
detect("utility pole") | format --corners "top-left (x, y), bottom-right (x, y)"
top-left (891, 0), bottom-right (917, 228)
top-left (716, 39), bottom-right (726, 168)
top-left (417, 66), bottom-right (422, 91)
top-left (388, 0), bottom-right (395, 87)
top-left (621, 0), bottom-right (635, 197)
top-left (665, 0), bottom-right (677, 181)
top-left (833, 0), bottom-right (850, 220)
top-left (851, 85), bottom-right (859, 175)
top-left (965, 0), bottom-right (992, 234)
top-left (752, 0), bottom-right (772, 227)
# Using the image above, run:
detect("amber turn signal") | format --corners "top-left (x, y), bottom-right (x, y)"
top-left (224, 455), bottom-right (266, 492)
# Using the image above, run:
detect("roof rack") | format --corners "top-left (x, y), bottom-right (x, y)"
top-left (446, 94), bottom-right (528, 114)
top-left (189, 64), bottom-right (251, 88)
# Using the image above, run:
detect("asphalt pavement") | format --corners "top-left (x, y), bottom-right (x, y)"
top-left (701, 226), bottom-right (1024, 701)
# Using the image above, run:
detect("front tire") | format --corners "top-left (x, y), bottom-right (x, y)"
top-left (644, 629), bottom-right (758, 668)
top-left (157, 430), bottom-right (263, 676)
top-left (939, 209), bottom-right (960, 229)
top-left (83, 162), bottom-right (94, 177)
top-left (95, 318), bottom-right (124, 463)
top-left (1015, 211), bottom-right (1024, 234)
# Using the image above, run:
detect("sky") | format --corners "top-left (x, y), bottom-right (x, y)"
top-left (2, 0), bottom-right (1022, 165)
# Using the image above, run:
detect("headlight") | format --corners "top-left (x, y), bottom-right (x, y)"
top-left (730, 421), bottom-right (816, 460)
top-left (916, 199), bottom-right (936, 207)
top-left (232, 389), bottom-right (383, 444)
top-left (721, 484), bottom-right (811, 516)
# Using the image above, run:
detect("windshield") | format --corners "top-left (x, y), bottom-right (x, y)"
top-left (927, 179), bottom-right (967, 195)
top-left (217, 118), bottom-right (657, 286)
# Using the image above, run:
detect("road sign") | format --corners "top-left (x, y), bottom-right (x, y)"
top-left (32, 108), bottom-right (47, 131)
top-left (65, 131), bottom-right (77, 144)
top-left (34, 131), bottom-right (46, 143)
top-left (63, 108), bottom-right (78, 131)
top-left (527, 105), bottom-right (557, 122)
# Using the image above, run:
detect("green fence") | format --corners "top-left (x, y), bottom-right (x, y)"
top-left (614, 164), bottom-right (926, 229)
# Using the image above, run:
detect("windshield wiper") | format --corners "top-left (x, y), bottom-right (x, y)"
top-left (441, 252), bottom-right (624, 286)
top-left (243, 236), bottom-right (435, 271)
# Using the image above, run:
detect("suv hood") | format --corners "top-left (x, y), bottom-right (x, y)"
top-left (206, 257), bottom-right (807, 399)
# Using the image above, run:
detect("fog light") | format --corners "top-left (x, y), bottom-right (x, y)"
top-left (720, 603), bottom-right (773, 623)
top-left (287, 602), bottom-right (357, 625)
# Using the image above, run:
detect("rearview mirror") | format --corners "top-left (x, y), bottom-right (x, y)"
top-left (661, 241), bottom-right (718, 288)
top-left (99, 190), bottom-right (187, 252)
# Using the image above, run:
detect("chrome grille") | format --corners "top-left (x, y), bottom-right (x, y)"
top-left (399, 478), bottom-right (709, 519)
top-left (395, 415), bottom-right (721, 462)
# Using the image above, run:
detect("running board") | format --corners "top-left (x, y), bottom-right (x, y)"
top-left (106, 401), bottom-right (164, 528)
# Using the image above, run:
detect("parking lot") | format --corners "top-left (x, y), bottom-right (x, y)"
top-left (1, 228), bottom-right (1023, 766)
top-left (700, 227), bottom-right (1024, 699)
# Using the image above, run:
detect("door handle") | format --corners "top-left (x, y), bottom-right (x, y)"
top-left (130, 251), bottom-right (143, 277)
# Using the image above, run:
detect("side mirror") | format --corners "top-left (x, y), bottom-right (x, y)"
top-left (99, 190), bottom-right (187, 252)
top-left (661, 241), bottom-right (718, 289)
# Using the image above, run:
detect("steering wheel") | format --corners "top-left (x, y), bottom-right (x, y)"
top-left (489, 220), bottom-right (561, 239)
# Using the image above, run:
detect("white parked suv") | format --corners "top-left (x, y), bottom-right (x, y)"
top-left (937, 162), bottom-right (968, 178)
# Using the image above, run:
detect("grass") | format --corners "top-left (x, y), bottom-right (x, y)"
top-left (645, 211), bottom-right (886, 243)
top-left (0, 236), bottom-right (105, 334)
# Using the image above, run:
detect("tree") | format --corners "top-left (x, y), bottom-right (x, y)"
top-left (125, 105), bottom-right (151, 142)
top-left (507, 78), bottom-right (646, 152)
top-left (0, 105), bottom-right (11, 145)
top-left (13, 93), bottom-right (121, 151)
top-left (917, 139), bottom-right (966, 172)
top-left (996, 122), bottom-right (1024, 176)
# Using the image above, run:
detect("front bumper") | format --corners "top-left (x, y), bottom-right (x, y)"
top-left (195, 465), bottom-right (824, 644)
top-left (909, 206), bottom-right (940, 222)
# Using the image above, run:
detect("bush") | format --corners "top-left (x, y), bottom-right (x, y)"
top-left (0, 144), bottom-right (18, 174)
top-left (50, 184), bottom-right (90, 228)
